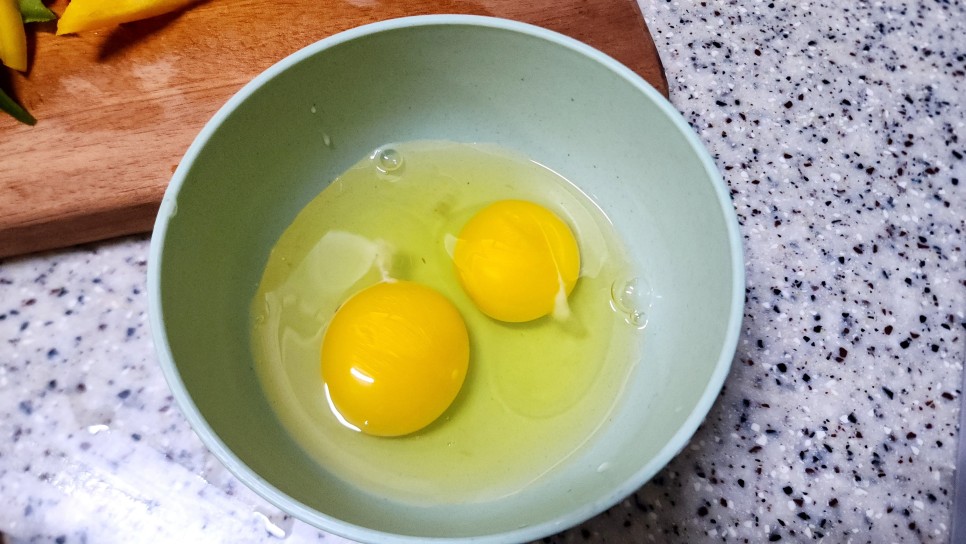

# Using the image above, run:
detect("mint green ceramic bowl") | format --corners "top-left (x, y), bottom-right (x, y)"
top-left (148, 15), bottom-right (743, 543)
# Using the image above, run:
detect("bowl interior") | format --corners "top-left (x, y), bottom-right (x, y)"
top-left (151, 16), bottom-right (741, 543)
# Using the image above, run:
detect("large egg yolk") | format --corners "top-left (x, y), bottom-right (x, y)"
top-left (320, 281), bottom-right (470, 437)
top-left (453, 200), bottom-right (580, 322)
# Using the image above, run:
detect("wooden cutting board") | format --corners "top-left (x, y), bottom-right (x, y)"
top-left (0, 0), bottom-right (667, 258)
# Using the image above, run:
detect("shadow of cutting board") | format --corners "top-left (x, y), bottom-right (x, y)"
top-left (0, 0), bottom-right (667, 258)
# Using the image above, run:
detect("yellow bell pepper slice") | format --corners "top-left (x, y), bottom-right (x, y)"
top-left (57, 0), bottom-right (199, 35)
top-left (0, 0), bottom-right (27, 71)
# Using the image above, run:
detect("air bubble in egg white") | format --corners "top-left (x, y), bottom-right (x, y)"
top-left (610, 276), bottom-right (652, 329)
top-left (373, 147), bottom-right (404, 177)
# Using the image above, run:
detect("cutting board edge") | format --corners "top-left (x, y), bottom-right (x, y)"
top-left (0, 201), bottom-right (160, 259)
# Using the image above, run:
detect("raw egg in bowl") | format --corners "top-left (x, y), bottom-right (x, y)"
top-left (148, 15), bottom-right (743, 544)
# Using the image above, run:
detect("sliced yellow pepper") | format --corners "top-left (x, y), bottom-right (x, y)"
top-left (0, 0), bottom-right (27, 71)
top-left (57, 0), bottom-right (199, 35)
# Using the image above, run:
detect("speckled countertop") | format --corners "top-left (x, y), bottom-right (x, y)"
top-left (2, 1), bottom-right (965, 543)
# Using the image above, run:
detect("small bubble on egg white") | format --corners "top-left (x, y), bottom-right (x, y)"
top-left (373, 147), bottom-right (404, 176)
top-left (610, 276), bottom-right (652, 329)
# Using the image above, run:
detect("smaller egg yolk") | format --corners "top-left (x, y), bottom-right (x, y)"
top-left (453, 200), bottom-right (580, 323)
top-left (320, 281), bottom-right (469, 437)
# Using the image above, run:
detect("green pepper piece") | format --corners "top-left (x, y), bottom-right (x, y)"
top-left (0, 83), bottom-right (36, 125)
top-left (18, 0), bottom-right (56, 23)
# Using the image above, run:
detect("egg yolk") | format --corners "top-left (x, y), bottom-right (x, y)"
top-left (453, 200), bottom-right (580, 322)
top-left (320, 281), bottom-right (470, 437)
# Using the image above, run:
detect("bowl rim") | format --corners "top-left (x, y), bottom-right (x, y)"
top-left (147, 13), bottom-right (745, 544)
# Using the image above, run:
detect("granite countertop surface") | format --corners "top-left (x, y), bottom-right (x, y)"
top-left (2, 0), bottom-right (964, 543)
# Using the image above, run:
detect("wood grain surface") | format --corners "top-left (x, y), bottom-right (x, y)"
top-left (0, 0), bottom-right (667, 258)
